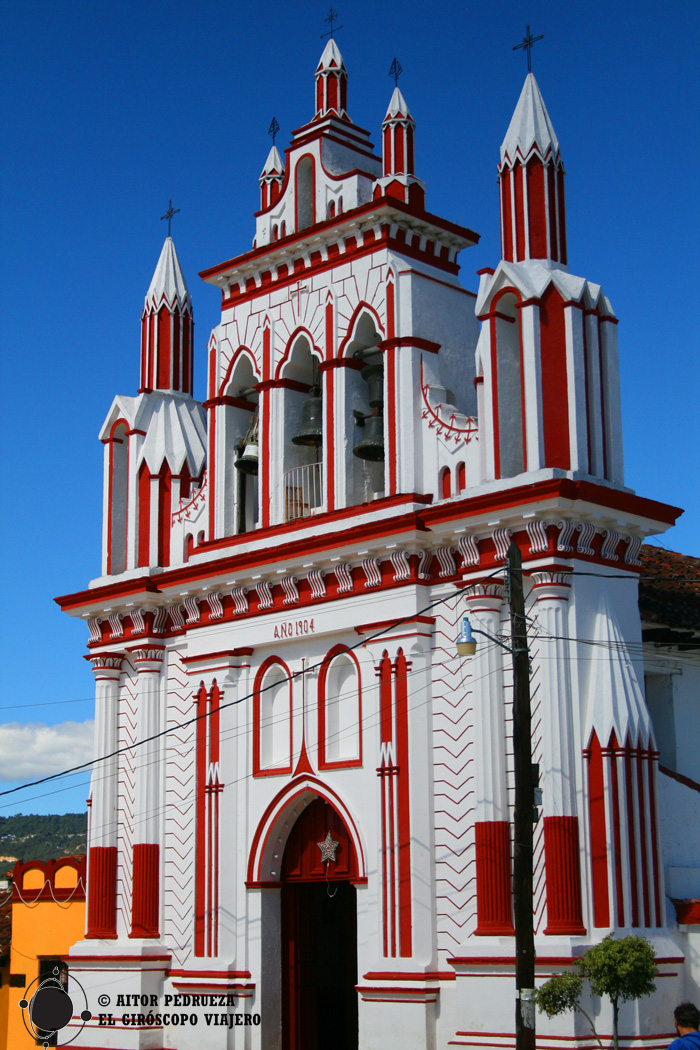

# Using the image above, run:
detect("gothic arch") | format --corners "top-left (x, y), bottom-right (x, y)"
top-left (246, 776), bottom-right (367, 887)
top-left (338, 302), bottom-right (384, 358)
top-left (275, 327), bottom-right (322, 382)
top-left (219, 345), bottom-right (260, 398)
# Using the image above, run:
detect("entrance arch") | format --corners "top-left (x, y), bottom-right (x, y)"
top-left (281, 797), bottom-right (359, 1050)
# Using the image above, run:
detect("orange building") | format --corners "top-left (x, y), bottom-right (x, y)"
top-left (3, 856), bottom-right (85, 1049)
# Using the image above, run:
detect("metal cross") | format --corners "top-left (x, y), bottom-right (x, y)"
top-left (268, 116), bottom-right (280, 145)
top-left (513, 24), bottom-right (544, 73)
top-left (389, 57), bottom-right (402, 86)
top-left (160, 199), bottom-right (180, 237)
top-left (321, 7), bottom-right (343, 38)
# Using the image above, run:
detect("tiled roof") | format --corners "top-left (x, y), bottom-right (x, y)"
top-left (639, 545), bottom-right (700, 641)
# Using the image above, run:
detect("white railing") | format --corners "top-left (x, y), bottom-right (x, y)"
top-left (284, 461), bottom-right (323, 521)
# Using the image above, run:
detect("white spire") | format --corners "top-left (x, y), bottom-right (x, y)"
top-left (260, 144), bottom-right (284, 178)
top-left (384, 86), bottom-right (412, 121)
top-left (316, 37), bottom-right (345, 72)
top-left (500, 73), bottom-right (560, 166)
top-left (145, 237), bottom-right (191, 312)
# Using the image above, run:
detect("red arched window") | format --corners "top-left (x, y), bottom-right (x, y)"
top-left (253, 658), bottom-right (293, 776)
top-left (441, 467), bottom-right (451, 500)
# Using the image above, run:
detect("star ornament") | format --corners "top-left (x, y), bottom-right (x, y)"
top-left (317, 830), bottom-right (339, 864)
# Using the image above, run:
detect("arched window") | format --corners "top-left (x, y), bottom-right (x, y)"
top-left (319, 649), bottom-right (362, 767)
top-left (441, 467), bottom-right (451, 500)
top-left (456, 461), bottom-right (466, 493)
top-left (327, 200), bottom-right (336, 219)
top-left (254, 660), bottom-right (292, 775)
top-left (295, 155), bottom-right (315, 230)
top-left (281, 335), bottom-right (323, 521)
top-left (493, 292), bottom-right (524, 478)
top-left (107, 420), bottom-right (128, 574)
top-left (222, 352), bottom-right (260, 536)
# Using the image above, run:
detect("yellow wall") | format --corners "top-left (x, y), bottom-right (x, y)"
top-left (3, 861), bottom-right (85, 1050)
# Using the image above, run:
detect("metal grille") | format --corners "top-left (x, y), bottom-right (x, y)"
top-left (284, 461), bottom-right (323, 521)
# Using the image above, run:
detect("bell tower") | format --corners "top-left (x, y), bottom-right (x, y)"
top-left (475, 72), bottom-right (623, 485)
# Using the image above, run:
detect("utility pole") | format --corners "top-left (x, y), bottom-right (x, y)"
top-left (508, 542), bottom-right (536, 1050)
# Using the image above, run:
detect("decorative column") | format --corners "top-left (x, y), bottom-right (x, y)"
top-left (465, 582), bottom-right (514, 935)
top-left (130, 646), bottom-right (164, 938)
top-left (530, 572), bottom-right (585, 934)
top-left (87, 654), bottom-right (123, 938)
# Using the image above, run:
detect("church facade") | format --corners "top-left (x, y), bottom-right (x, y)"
top-left (58, 41), bottom-right (697, 1050)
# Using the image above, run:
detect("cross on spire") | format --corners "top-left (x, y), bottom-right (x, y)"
top-left (321, 7), bottom-right (343, 38)
top-left (268, 116), bottom-right (280, 145)
top-left (513, 24), bottom-right (544, 73)
top-left (389, 57), bottom-right (402, 86)
top-left (160, 199), bottom-right (180, 237)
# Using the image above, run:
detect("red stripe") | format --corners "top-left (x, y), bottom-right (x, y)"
top-left (395, 651), bottom-right (412, 956)
top-left (648, 754), bottom-right (662, 925)
top-left (587, 733), bottom-right (609, 927)
top-left (609, 738), bottom-right (625, 927)
top-left (637, 749), bottom-right (651, 926)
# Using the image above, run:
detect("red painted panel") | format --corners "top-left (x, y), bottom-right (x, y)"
top-left (441, 468), bottom-right (451, 499)
top-left (527, 160), bottom-right (547, 258)
top-left (87, 846), bottom-right (117, 938)
top-left (140, 317), bottom-right (148, 390)
top-left (148, 312), bottom-right (155, 389)
top-left (394, 126), bottom-right (405, 174)
top-left (513, 163), bottom-right (525, 261)
top-left (637, 749), bottom-right (651, 926)
top-left (194, 682), bottom-right (208, 956)
top-left (157, 307), bottom-right (171, 389)
top-left (395, 650), bottom-right (412, 957)
top-left (539, 285), bottom-right (570, 468)
top-left (130, 843), bottom-right (159, 938)
top-left (624, 742), bottom-right (639, 927)
top-left (474, 821), bottom-right (514, 934)
top-left (327, 74), bottom-right (338, 112)
top-left (587, 733), bottom-right (610, 927)
top-left (157, 465), bottom-right (171, 567)
top-left (543, 816), bottom-right (586, 934)
top-left (557, 167), bottom-right (568, 265)
top-left (457, 462), bottom-right (465, 492)
top-left (609, 736), bottom-right (625, 927)
top-left (547, 165), bottom-right (558, 260)
top-left (648, 753), bottom-right (662, 925)
top-left (501, 170), bottom-right (513, 262)
top-left (172, 311), bottom-right (181, 391)
top-left (137, 463), bottom-right (150, 568)
top-left (406, 127), bottom-right (414, 174)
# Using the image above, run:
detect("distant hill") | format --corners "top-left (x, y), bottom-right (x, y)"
top-left (0, 813), bottom-right (87, 865)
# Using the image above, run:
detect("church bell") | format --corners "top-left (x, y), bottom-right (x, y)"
top-left (291, 389), bottom-right (323, 447)
top-left (353, 413), bottom-right (385, 461)
top-left (235, 409), bottom-right (260, 475)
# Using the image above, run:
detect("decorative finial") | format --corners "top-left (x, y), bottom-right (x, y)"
top-left (389, 57), bottom-right (402, 86)
top-left (321, 7), bottom-right (342, 39)
top-left (513, 24), bottom-right (544, 74)
top-left (268, 116), bottom-right (280, 145)
top-left (160, 199), bottom-right (180, 237)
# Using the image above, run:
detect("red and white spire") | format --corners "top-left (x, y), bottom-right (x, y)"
top-left (498, 73), bottom-right (567, 266)
top-left (259, 144), bottom-right (285, 210)
top-left (382, 87), bottom-right (415, 177)
top-left (140, 236), bottom-right (194, 395)
top-left (314, 38), bottom-right (348, 119)
top-left (373, 85), bottom-right (425, 207)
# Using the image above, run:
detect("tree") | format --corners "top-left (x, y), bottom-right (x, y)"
top-left (534, 934), bottom-right (657, 1050)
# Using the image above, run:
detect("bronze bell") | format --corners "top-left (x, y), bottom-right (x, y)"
top-left (353, 413), bottom-right (385, 461)
top-left (291, 392), bottom-right (323, 446)
top-left (235, 441), bottom-right (259, 475)
top-left (362, 365), bottom-right (384, 408)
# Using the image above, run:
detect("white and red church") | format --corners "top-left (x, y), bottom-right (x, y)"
top-left (57, 40), bottom-right (700, 1050)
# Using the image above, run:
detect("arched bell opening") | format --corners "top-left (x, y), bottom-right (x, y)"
top-left (493, 291), bottom-right (525, 479)
top-left (281, 797), bottom-right (359, 1050)
top-left (343, 312), bottom-right (385, 508)
top-left (281, 336), bottom-right (324, 522)
top-left (223, 354), bottom-right (259, 535)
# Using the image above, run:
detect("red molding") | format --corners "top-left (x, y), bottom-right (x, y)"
top-left (201, 194), bottom-right (479, 283)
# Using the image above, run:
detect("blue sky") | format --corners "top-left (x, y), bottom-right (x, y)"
top-left (1, 0), bottom-right (698, 816)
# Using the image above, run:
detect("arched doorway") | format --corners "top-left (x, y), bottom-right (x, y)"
top-left (281, 797), bottom-right (358, 1050)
